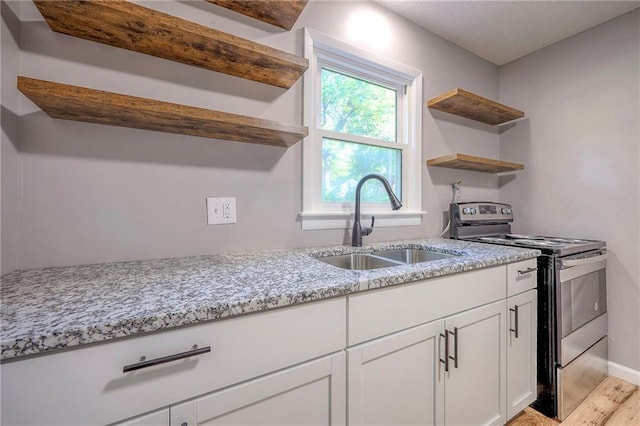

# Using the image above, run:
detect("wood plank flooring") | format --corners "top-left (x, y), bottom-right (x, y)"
top-left (508, 376), bottom-right (639, 426)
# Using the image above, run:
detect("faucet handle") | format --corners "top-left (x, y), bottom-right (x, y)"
top-left (362, 216), bottom-right (375, 236)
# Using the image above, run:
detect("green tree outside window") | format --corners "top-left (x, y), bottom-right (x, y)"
top-left (320, 68), bottom-right (401, 203)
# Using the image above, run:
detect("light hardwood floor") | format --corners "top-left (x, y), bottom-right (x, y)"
top-left (508, 376), bottom-right (639, 425)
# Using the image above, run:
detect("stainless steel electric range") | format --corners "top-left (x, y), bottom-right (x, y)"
top-left (449, 201), bottom-right (608, 420)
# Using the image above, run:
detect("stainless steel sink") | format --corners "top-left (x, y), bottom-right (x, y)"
top-left (315, 253), bottom-right (402, 270)
top-left (372, 248), bottom-right (455, 264)
top-left (315, 248), bottom-right (457, 270)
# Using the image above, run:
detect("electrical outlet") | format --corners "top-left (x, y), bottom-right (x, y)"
top-left (207, 197), bottom-right (237, 225)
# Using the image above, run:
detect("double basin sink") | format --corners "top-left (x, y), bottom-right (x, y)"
top-left (315, 248), bottom-right (456, 270)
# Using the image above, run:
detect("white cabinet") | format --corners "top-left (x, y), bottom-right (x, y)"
top-left (506, 289), bottom-right (538, 419)
top-left (170, 352), bottom-right (345, 426)
top-left (347, 321), bottom-right (441, 426)
top-left (348, 300), bottom-right (508, 426)
top-left (442, 300), bottom-right (507, 426)
top-left (1, 298), bottom-right (346, 425)
top-left (348, 266), bottom-right (506, 346)
top-left (2, 258), bottom-right (538, 426)
top-left (347, 260), bottom-right (539, 426)
top-left (505, 258), bottom-right (538, 421)
top-left (507, 258), bottom-right (537, 297)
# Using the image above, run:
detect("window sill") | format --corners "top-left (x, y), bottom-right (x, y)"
top-left (299, 210), bottom-right (427, 231)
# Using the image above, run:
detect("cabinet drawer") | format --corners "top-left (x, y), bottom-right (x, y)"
top-left (507, 259), bottom-right (538, 297)
top-left (348, 266), bottom-right (506, 346)
top-left (170, 352), bottom-right (346, 426)
top-left (1, 298), bottom-right (346, 426)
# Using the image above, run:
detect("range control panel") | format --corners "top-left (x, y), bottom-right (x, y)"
top-left (450, 202), bottom-right (513, 224)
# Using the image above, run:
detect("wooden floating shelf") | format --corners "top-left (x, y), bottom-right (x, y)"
top-left (32, 0), bottom-right (308, 89)
top-left (426, 153), bottom-right (524, 174)
top-left (206, 0), bottom-right (308, 31)
top-left (427, 88), bottom-right (524, 125)
top-left (17, 77), bottom-right (308, 148)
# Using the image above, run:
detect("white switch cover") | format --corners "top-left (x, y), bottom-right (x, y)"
top-left (207, 197), bottom-right (237, 225)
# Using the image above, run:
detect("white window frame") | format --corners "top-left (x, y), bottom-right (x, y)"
top-left (300, 28), bottom-right (425, 230)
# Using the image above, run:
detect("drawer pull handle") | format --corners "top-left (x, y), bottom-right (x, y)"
top-left (449, 327), bottom-right (459, 369)
top-left (517, 267), bottom-right (537, 275)
top-left (562, 253), bottom-right (607, 267)
top-left (439, 330), bottom-right (450, 372)
top-left (123, 345), bottom-right (211, 373)
top-left (510, 305), bottom-right (519, 338)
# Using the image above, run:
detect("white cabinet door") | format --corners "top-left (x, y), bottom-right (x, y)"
top-left (443, 300), bottom-right (507, 426)
top-left (507, 289), bottom-right (537, 420)
top-left (347, 321), bottom-right (442, 426)
top-left (112, 409), bottom-right (169, 426)
top-left (170, 352), bottom-right (345, 426)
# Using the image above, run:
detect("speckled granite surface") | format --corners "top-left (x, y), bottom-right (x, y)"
top-left (0, 238), bottom-right (539, 361)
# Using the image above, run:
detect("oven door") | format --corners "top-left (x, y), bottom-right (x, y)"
top-left (556, 249), bottom-right (607, 366)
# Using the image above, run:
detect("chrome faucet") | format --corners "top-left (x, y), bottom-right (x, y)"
top-left (352, 174), bottom-right (402, 247)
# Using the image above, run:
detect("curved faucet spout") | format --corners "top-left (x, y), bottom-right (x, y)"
top-left (352, 174), bottom-right (402, 247)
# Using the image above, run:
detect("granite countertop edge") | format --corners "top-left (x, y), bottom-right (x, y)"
top-left (0, 238), bottom-right (540, 361)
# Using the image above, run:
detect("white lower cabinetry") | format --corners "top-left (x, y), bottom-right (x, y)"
top-left (2, 260), bottom-right (538, 426)
top-left (171, 352), bottom-right (346, 426)
top-left (346, 259), bottom-right (538, 426)
top-left (347, 321), bottom-right (441, 425)
top-left (347, 300), bottom-right (507, 426)
top-left (442, 300), bottom-right (507, 426)
top-left (506, 289), bottom-right (538, 419)
top-left (1, 298), bottom-right (346, 426)
top-left (111, 353), bottom-right (346, 426)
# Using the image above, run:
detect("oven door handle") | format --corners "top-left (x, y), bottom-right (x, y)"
top-left (562, 253), bottom-right (607, 267)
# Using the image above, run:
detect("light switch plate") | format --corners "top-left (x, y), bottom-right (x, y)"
top-left (207, 197), bottom-right (237, 225)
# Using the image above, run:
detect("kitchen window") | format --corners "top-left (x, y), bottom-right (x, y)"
top-left (301, 29), bottom-right (423, 230)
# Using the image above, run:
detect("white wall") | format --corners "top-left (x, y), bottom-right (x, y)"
top-left (499, 10), bottom-right (640, 374)
top-left (1, 0), bottom-right (21, 275)
top-left (1, 0), bottom-right (500, 272)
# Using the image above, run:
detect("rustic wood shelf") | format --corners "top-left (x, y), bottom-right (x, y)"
top-left (426, 153), bottom-right (524, 174)
top-left (32, 0), bottom-right (308, 89)
top-left (18, 77), bottom-right (308, 148)
top-left (206, 0), bottom-right (308, 31)
top-left (427, 88), bottom-right (524, 125)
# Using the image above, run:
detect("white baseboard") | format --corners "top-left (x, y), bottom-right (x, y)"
top-left (608, 361), bottom-right (640, 386)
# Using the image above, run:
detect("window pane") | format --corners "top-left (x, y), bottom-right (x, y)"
top-left (320, 68), bottom-right (397, 142)
top-left (322, 138), bottom-right (402, 203)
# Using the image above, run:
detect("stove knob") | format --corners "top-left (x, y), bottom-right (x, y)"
top-left (471, 208), bottom-right (478, 214)
top-left (462, 208), bottom-right (470, 214)
top-left (502, 208), bottom-right (512, 214)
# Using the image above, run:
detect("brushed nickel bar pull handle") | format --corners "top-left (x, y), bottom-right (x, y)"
top-left (123, 345), bottom-right (211, 373)
top-left (517, 267), bottom-right (537, 275)
top-left (562, 253), bottom-right (607, 267)
top-left (439, 330), bottom-right (450, 372)
top-left (449, 327), bottom-right (459, 368)
top-left (510, 305), bottom-right (519, 338)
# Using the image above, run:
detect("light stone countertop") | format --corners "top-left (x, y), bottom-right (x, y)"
top-left (0, 238), bottom-right (540, 361)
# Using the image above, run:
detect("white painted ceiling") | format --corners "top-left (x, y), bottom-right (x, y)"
top-left (376, 0), bottom-right (640, 65)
